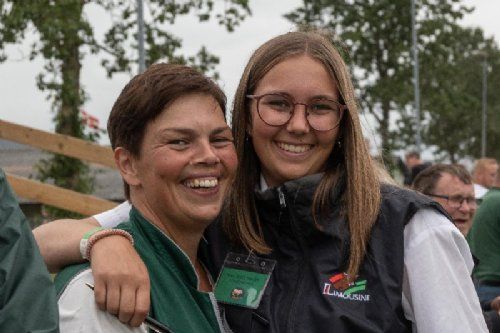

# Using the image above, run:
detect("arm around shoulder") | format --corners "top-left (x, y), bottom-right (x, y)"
top-left (34, 201), bottom-right (132, 272)
top-left (33, 216), bottom-right (100, 272)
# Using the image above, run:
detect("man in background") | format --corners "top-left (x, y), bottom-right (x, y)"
top-left (468, 171), bottom-right (500, 313)
top-left (472, 158), bottom-right (499, 201)
top-left (412, 163), bottom-right (476, 236)
top-left (413, 164), bottom-right (500, 331)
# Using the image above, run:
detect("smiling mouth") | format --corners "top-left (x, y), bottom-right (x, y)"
top-left (184, 177), bottom-right (218, 189)
top-left (277, 142), bottom-right (312, 153)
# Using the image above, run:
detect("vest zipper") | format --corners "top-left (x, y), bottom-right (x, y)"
top-left (278, 187), bottom-right (286, 208)
top-left (277, 186), bottom-right (306, 333)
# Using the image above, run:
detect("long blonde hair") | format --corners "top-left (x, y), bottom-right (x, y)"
top-left (224, 30), bottom-right (381, 279)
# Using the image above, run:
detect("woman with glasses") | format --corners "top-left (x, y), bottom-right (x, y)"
top-left (34, 30), bottom-right (487, 332)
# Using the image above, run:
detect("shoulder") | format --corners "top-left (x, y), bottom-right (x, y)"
top-left (378, 184), bottom-right (449, 226)
top-left (380, 183), bottom-right (432, 207)
top-left (93, 201), bottom-right (132, 228)
top-left (402, 209), bottom-right (488, 332)
top-left (404, 208), bottom-right (473, 269)
top-left (480, 189), bottom-right (500, 206)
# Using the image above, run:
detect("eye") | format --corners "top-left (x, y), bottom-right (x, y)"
top-left (261, 95), bottom-right (292, 112)
top-left (168, 139), bottom-right (190, 149)
top-left (211, 135), bottom-right (234, 147)
top-left (309, 100), bottom-right (337, 114)
top-left (466, 197), bottom-right (476, 205)
top-left (449, 195), bottom-right (465, 203)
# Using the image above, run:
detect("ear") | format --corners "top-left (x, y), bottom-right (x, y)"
top-left (114, 147), bottom-right (141, 187)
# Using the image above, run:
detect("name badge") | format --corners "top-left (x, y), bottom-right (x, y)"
top-left (214, 252), bottom-right (276, 309)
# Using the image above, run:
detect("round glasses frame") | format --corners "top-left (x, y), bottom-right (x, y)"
top-left (247, 93), bottom-right (347, 131)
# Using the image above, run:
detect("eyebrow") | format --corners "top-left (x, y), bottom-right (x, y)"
top-left (158, 126), bottom-right (231, 136)
top-left (263, 90), bottom-right (339, 100)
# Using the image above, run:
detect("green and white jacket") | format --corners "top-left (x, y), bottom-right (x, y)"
top-left (55, 207), bottom-right (226, 333)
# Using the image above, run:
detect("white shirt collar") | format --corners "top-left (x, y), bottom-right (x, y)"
top-left (260, 174), bottom-right (269, 191)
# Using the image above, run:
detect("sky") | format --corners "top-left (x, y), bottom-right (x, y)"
top-left (0, 0), bottom-right (499, 148)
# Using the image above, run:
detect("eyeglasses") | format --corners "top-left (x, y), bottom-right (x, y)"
top-left (247, 93), bottom-right (346, 131)
top-left (426, 193), bottom-right (477, 209)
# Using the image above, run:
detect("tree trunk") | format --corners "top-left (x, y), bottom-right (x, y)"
top-left (53, 2), bottom-right (85, 191)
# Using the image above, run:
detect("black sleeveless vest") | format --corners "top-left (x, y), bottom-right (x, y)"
top-left (205, 174), bottom-right (450, 333)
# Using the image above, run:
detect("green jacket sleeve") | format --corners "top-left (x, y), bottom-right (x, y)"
top-left (0, 169), bottom-right (59, 333)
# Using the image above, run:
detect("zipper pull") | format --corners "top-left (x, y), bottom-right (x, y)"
top-left (278, 187), bottom-right (286, 208)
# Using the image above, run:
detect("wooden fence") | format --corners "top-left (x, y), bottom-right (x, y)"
top-left (0, 119), bottom-right (118, 216)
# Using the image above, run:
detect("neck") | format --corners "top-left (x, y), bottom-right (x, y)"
top-left (131, 194), bottom-right (212, 291)
top-left (132, 195), bottom-right (203, 265)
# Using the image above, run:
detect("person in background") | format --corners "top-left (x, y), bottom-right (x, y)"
top-left (403, 150), bottom-right (431, 186)
top-left (472, 158), bottom-right (499, 201)
top-left (0, 168), bottom-right (59, 332)
top-left (34, 30), bottom-right (487, 332)
top-left (413, 164), bottom-right (500, 332)
top-left (412, 163), bottom-right (476, 236)
top-left (468, 171), bottom-right (500, 314)
top-left (56, 63), bottom-right (237, 332)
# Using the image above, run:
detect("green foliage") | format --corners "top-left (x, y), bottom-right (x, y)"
top-left (415, 25), bottom-right (500, 162)
top-left (285, 0), bottom-right (483, 162)
top-left (0, 0), bottom-right (250, 217)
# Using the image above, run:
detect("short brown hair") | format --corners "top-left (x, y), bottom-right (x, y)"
top-left (412, 163), bottom-right (472, 194)
top-left (108, 63), bottom-right (226, 199)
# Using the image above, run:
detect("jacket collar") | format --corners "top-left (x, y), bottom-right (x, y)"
top-left (254, 172), bottom-right (348, 237)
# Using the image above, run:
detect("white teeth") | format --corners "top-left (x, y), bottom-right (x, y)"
top-left (277, 142), bottom-right (311, 153)
top-left (185, 178), bottom-right (218, 188)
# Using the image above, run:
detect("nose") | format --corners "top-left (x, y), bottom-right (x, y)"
top-left (191, 141), bottom-right (220, 165)
top-left (458, 200), bottom-right (473, 213)
top-left (285, 104), bottom-right (310, 134)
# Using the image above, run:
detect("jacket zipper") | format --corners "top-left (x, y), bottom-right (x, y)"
top-left (208, 292), bottom-right (231, 333)
top-left (277, 187), bottom-right (306, 333)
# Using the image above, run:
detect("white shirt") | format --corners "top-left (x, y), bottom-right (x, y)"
top-left (94, 201), bottom-right (132, 228)
top-left (59, 269), bottom-right (147, 333)
top-left (94, 202), bottom-right (487, 332)
top-left (474, 183), bottom-right (488, 200)
top-left (402, 208), bottom-right (487, 332)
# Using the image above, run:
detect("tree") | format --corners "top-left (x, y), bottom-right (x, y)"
top-left (416, 25), bottom-right (500, 162)
top-left (0, 0), bottom-right (250, 217)
top-left (285, 0), bottom-right (471, 161)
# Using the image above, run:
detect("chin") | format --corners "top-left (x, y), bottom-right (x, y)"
top-left (191, 207), bottom-right (221, 224)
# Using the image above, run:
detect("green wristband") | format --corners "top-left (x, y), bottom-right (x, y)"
top-left (80, 227), bottom-right (105, 259)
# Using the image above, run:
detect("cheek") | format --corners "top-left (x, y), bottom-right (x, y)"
top-left (249, 109), bottom-right (275, 139)
top-left (220, 148), bottom-right (238, 173)
top-left (316, 130), bottom-right (338, 148)
top-left (151, 151), bottom-right (184, 179)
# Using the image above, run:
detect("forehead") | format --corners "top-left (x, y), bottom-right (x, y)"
top-left (151, 93), bottom-right (226, 129)
top-left (434, 172), bottom-right (474, 196)
top-left (255, 55), bottom-right (338, 98)
top-left (486, 163), bottom-right (499, 173)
